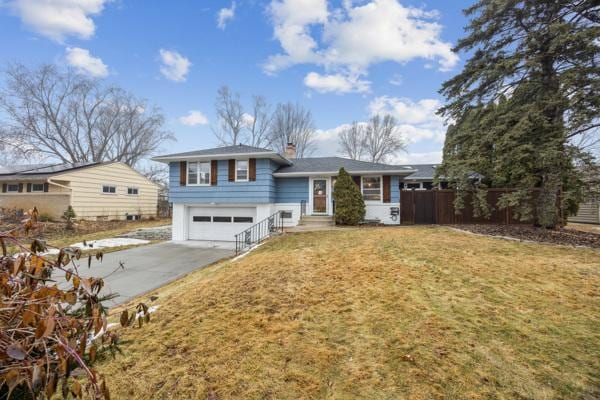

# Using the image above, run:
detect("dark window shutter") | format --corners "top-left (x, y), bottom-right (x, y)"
top-left (211, 160), bottom-right (218, 186)
top-left (179, 162), bottom-right (187, 186)
top-left (2, 184), bottom-right (6, 193)
top-left (352, 176), bottom-right (361, 187)
top-left (228, 159), bottom-right (235, 181)
top-left (383, 175), bottom-right (391, 203)
top-left (249, 158), bottom-right (256, 181)
top-left (43, 182), bottom-right (49, 192)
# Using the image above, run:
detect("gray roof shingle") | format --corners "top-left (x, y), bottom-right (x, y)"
top-left (397, 164), bottom-right (439, 180)
top-left (275, 157), bottom-right (415, 174)
top-left (0, 161), bottom-right (101, 180)
top-left (154, 144), bottom-right (275, 159)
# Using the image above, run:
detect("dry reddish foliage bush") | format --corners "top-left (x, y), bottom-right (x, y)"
top-left (0, 208), bottom-right (150, 399)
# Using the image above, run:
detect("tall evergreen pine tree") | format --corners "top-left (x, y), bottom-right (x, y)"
top-left (438, 1), bottom-right (599, 227)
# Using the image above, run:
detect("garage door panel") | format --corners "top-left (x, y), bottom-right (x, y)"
top-left (188, 207), bottom-right (256, 241)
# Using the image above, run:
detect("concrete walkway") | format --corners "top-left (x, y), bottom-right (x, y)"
top-left (68, 241), bottom-right (234, 306)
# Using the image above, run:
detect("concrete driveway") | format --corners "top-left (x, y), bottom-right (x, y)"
top-left (69, 241), bottom-right (234, 306)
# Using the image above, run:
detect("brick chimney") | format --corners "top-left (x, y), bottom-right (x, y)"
top-left (285, 143), bottom-right (296, 159)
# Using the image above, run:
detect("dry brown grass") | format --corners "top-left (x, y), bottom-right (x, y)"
top-left (98, 227), bottom-right (599, 400)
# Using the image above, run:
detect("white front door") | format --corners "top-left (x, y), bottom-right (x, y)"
top-left (309, 177), bottom-right (330, 215)
top-left (187, 206), bottom-right (256, 241)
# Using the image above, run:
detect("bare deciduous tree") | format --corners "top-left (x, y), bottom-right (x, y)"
top-left (246, 95), bottom-right (273, 148)
top-left (270, 102), bottom-right (316, 158)
top-left (0, 64), bottom-right (173, 166)
top-left (364, 115), bottom-right (405, 163)
top-left (213, 85), bottom-right (245, 146)
top-left (141, 162), bottom-right (169, 186)
top-left (338, 121), bottom-right (366, 160)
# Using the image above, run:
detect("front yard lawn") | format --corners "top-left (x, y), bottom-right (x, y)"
top-left (99, 227), bottom-right (599, 399)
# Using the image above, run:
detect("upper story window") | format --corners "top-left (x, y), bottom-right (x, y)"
top-left (6, 184), bottom-right (19, 193)
top-left (102, 185), bottom-right (116, 194)
top-left (127, 187), bottom-right (139, 195)
top-left (361, 176), bottom-right (381, 201)
top-left (236, 160), bottom-right (248, 181)
top-left (31, 183), bottom-right (44, 192)
top-left (187, 161), bottom-right (210, 185)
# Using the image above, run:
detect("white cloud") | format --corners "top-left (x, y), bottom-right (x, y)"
top-left (264, 0), bottom-right (458, 80)
top-left (159, 49), bottom-right (191, 82)
top-left (217, 2), bottom-right (236, 29)
top-left (65, 47), bottom-right (108, 77)
top-left (303, 71), bottom-right (370, 93)
top-left (389, 74), bottom-right (402, 86)
top-left (8, 0), bottom-right (110, 42)
top-left (180, 110), bottom-right (209, 126)
top-left (368, 96), bottom-right (446, 144)
top-left (391, 151), bottom-right (442, 164)
top-left (264, 0), bottom-right (328, 74)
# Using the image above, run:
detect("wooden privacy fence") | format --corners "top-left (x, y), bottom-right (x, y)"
top-left (400, 188), bottom-right (561, 225)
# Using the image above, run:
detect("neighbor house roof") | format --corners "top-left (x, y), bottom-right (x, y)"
top-left (273, 157), bottom-right (415, 176)
top-left (0, 162), bottom-right (102, 181)
top-left (152, 144), bottom-right (292, 165)
top-left (397, 164), bottom-right (439, 180)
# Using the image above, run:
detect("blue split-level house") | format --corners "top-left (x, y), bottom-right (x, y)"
top-left (154, 144), bottom-right (439, 242)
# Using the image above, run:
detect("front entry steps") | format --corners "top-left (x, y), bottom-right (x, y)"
top-left (298, 215), bottom-right (335, 227)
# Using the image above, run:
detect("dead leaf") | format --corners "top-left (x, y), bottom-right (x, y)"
top-left (6, 344), bottom-right (26, 360)
top-left (120, 310), bottom-right (129, 327)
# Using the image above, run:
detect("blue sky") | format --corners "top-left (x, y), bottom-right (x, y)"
top-left (0, 0), bottom-right (472, 164)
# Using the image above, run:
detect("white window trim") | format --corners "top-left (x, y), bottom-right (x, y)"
top-left (235, 159), bottom-right (249, 182)
top-left (31, 183), bottom-right (45, 193)
top-left (361, 175), bottom-right (383, 203)
top-left (127, 187), bottom-right (139, 195)
top-left (6, 184), bottom-right (19, 193)
top-left (186, 161), bottom-right (211, 186)
top-left (101, 184), bottom-right (117, 195)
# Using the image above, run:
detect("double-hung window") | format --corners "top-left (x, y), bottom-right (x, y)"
top-left (127, 187), bottom-right (139, 195)
top-left (361, 176), bottom-right (381, 201)
top-left (7, 184), bottom-right (19, 193)
top-left (236, 160), bottom-right (248, 181)
top-left (31, 183), bottom-right (44, 192)
top-left (187, 161), bottom-right (210, 185)
top-left (102, 185), bottom-right (116, 194)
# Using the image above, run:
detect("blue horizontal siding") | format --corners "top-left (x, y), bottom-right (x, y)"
top-left (275, 177), bottom-right (308, 203)
top-left (169, 159), bottom-right (276, 204)
top-left (168, 160), bottom-right (402, 204)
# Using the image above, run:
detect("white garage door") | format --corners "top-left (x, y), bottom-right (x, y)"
top-left (188, 207), bottom-right (257, 241)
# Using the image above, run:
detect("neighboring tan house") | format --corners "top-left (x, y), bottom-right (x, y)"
top-left (153, 144), bottom-right (418, 241)
top-left (0, 162), bottom-right (160, 221)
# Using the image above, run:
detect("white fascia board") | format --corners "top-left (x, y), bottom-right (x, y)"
top-left (273, 169), bottom-right (416, 177)
top-left (152, 152), bottom-right (292, 165)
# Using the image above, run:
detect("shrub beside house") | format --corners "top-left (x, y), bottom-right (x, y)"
top-left (333, 168), bottom-right (365, 225)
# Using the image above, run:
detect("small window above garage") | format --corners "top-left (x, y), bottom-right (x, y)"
top-left (192, 216), bottom-right (211, 222)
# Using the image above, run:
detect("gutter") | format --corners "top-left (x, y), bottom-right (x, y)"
top-left (152, 152), bottom-right (293, 165)
top-left (273, 169), bottom-right (417, 177)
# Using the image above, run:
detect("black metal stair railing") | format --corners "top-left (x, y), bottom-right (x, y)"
top-left (234, 210), bottom-right (287, 254)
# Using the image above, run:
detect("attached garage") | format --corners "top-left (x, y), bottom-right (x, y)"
top-left (187, 206), bottom-right (257, 241)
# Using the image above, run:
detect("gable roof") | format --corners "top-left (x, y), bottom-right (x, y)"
top-left (273, 157), bottom-right (415, 176)
top-left (0, 161), bottom-right (102, 181)
top-left (152, 144), bottom-right (292, 165)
